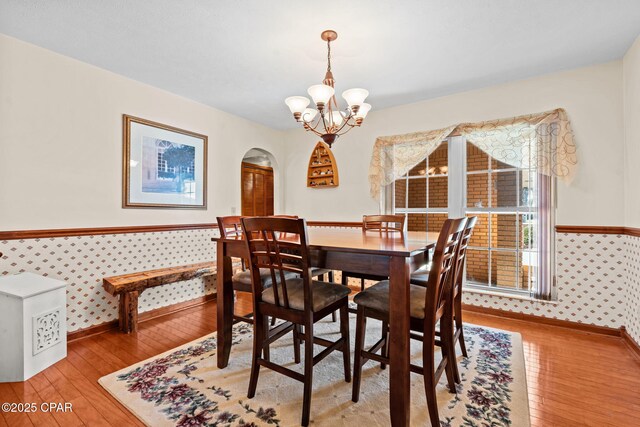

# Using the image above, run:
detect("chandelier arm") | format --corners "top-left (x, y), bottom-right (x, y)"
top-left (305, 127), bottom-right (324, 137)
top-left (336, 123), bottom-right (357, 136)
top-left (301, 114), bottom-right (324, 137)
top-left (308, 122), bottom-right (324, 135)
top-left (313, 115), bottom-right (325, 131)
top-left (302, 113), bottom-right (322, 130)
top-left (319, 109), bottom-right (331, 134)
top-left (333, 111), bottom-right (356, 134)
top-left (328, 95), bottom-right (339, 111)
top-left (313, 114), bottom-right (326, 135)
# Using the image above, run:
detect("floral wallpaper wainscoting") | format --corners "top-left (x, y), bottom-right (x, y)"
top-left (463, 233), bottom-right (627, 328)
top-left (1, 226), bottom-right (638, 343)
top-left (0, 228), bottom-right (217, 332)
top-left (624, 235), bottom-right (640, 344)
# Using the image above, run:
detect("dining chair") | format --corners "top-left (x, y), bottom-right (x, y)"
top-left (242, 216), bottom-right (351, 427)
top-left (217, 216), bottom-right (291, 323)
top-left (272, 215), bottom-right (338, 323)
top-left (273, 215), bottom-right (335, 283)
top-left (217, 216), bottom-right (293, 326)
top-left (341, 214), bottom-right (407, 291)
top-left (217, 215), bottom-right (337, 324)
top-left (351, 217), bottom-right (466, 427)
top-left (410, 216), bottom-right (477, 383)
top-left (361, 214), bottom-right (406, 232)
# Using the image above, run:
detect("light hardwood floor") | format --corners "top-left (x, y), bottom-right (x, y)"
top-left (1, 294), bottom-right (638, 426)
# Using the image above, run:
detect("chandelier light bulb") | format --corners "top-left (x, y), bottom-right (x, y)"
top-left (285, 96), bottom-right (311, 118)
top-left (354, 103), bottom-right (372, 120)
top-left (301, 108), bottom-right (318, 122)
top-left (342, 88), bottom-right (369, 110)
top-left (307, 84), bottom-right (335, 107)
top-left (331, 111), bottom-right (344, 127)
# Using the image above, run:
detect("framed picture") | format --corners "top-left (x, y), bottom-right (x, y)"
top-left (123, 115), bottom-right (207, 209)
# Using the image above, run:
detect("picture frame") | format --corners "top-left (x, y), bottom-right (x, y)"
top-left (123, 115), bottom-right (207, 209)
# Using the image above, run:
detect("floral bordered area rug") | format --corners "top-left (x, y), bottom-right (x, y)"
top-left (98, 315), bottom-right (530, 427)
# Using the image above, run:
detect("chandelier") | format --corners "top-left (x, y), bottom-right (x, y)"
top-left (285, 30), bottom-right (371, 147)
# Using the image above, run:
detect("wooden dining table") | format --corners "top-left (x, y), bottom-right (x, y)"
top-left (213, 226), bottom-right (438, 426)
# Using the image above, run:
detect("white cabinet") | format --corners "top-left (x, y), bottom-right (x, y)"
top-left (0, 273), bottom-right (67, 382)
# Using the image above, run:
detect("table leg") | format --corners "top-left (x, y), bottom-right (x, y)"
top-left (216, 241), bottom-right (234, 368)
top-left (388, 256), bottom-right (411, 426)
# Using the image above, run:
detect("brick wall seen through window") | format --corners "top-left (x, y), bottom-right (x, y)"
top-left (394, 140), bottom-right (541, 293)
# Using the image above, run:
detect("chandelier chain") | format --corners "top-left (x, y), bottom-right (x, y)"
top-left (327, 40), bottom-right (332, 72)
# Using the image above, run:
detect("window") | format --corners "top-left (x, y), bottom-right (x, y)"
top-left (465, 142), bottom-right (540, 293)
top-left (394, 142), bottom-right (449, 235)
top-left (156, 140), bottom-right (172, 179)
top-left (391, 137), bottom-right (554, 297)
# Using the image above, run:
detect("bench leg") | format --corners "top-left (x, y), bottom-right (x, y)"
top-left (119, 291), bottom-right (139, 333)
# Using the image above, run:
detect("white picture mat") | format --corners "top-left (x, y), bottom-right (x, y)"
top-left (128, 121), bottom-right (205, 206)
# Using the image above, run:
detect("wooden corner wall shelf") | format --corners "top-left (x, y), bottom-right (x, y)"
top-left (307, 141), bottom-right (339, 188)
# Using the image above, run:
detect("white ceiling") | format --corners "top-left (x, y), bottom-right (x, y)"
top-left (1, 1), bottom-right (640, 130)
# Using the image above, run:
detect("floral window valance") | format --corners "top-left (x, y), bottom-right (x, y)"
top-left (368, 108), bottom-right (577, 199)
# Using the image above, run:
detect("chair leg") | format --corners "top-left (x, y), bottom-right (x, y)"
top-left (263, 315), bottom-right (271, 362)
top-left (360, 278), bottom-right (365, 291)
top-left (312, 272), bottom-right (339, 322)
top-left (448, 335), bottom-right (461, 385)
top-left (449, 323), bottom-right (461, 384)
top-left (293, 324), bottom-right (301, 364)
top-left (339, 304), bottom-right (351, 383)
top-left (455, 293), bottom-right (467, 358)
top-left (301, 320), bottom-right (314, 426)
top-left (232, 290), bottom-right (248, 323)
top-left (343, 273), bottom-right (358, 314)
top-left (247, 313), bottom-right (264, 399)
top-left (231, 291), bottom-right (236, 321)
top-left (270, 316), bottom-right (276, 326)
top-left (351, 305), bottom-right (367, 402)
top-left (423, 347), bottom-right (440, 427)
top-left (441, 316), bottom-right (457, 393)
top-left (380, 321), bottom-right (389, 370)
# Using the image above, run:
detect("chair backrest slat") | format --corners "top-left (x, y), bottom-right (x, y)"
top-left (242, 217), bottom-right (312, 311)
top-left (362, 214), bottom-right (406, 233)
top-left (217, 216), bottom-right (244, 239)
top-left (263, 229), bottom-right (290, 308)
top-left (272, 215), bottom-right (299, 239)
top-left (452, 216), bottom-right (478, 296)
top-left (424, 218), bottom-right (466, 336)
top-left (217, 215), bottom-right (247, 270)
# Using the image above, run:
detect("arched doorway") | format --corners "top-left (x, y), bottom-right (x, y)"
top-left (241, 148), bottom-right (276, 216)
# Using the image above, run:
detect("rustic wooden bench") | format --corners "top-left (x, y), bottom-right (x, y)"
top-left (103, 261), bottom-right (216, 333)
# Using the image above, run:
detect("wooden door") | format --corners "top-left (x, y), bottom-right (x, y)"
top-left (241, 162), bottom-right (274, 216)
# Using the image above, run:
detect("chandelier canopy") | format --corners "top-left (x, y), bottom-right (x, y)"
top-left (285, 30), bottom-right (371, 147)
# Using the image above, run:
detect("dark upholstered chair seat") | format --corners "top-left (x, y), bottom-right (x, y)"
top-left (262, 278), bottom-right (350, 312)
top-left (410, 269), bottom-right (430, 287)
top-left (352, 280), bottom-right (427, 319)
top-left (310, 267), bottom-right (333, 277)
top-left (232, 269), bottom-right (298, 293)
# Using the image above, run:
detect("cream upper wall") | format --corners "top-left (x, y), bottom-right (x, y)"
top-left (0, 34), bottom-right (285, 230)
top-left (0, 33), bottom-right (627, 229)
top-left (624, 36), bottom-right (640, 229)
top-left (283, 61), bottom-right (624, 226)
